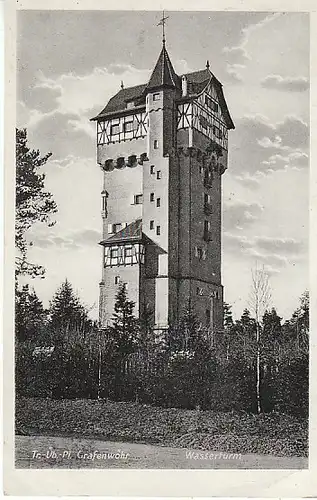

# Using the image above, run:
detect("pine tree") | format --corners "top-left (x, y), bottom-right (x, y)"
top-left (49, 279), bottom-right (90, 332)
top-left (15, 284), bottom-right (48, 342)
top-left (15, 128), bottom-right (57, 278)
top-left (110, 283), bottom-right (139, 355)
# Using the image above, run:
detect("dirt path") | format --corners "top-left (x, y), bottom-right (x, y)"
top-left (15, 435), bottom-right (307, 469)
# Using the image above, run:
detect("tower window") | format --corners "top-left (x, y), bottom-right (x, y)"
top-left (204, 220), bottom-right (211, 232)
top-left (114, 276), bottom-right (120, 284)
top-left (153, 93), bottom-right (160, 101)
top-left (205, 95), bottom-right (219, 113)
top-left (134, 194), bottom-right (143, 205)
top-left (156, 197), bottom-right (161, 207)
top-left (150, 165), bottom-right (155, 174)
top-left (110, 124), bottom-right (120, 135)
top-left (206, 309), bottom-right (211, 326)
top-left (154, 140), bottom-right (159, 149)
top-left (156, 170), bottom-right (162, 179)
top-left (156, 226), bottom-right (161, 235)
top-left (199, 115), bottom-right (208, 130)
top-left (213, 125), bottom-right (222, 139)
top-left (110, 247), bottom-right (118, 259)
top-left (124, 121), bottom-right (134, 133)
top-left (196, 287), bottom-right (204, 296)
top-left (124, 246), bottom-right (133, 264)
top-left (150, 192), bottom-right (155, 202)
top-left (150, 220), bottom-right (154, 230)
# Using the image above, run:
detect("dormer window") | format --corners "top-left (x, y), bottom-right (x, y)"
top-left (153, 93), bottom-right (160, 101)
top-left (126, 101), bottom-right (134, 109)
top-left (205, 95), bottom-right (219, 113)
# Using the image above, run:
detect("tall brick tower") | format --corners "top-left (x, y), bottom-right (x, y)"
top-left (91, 41), bottom-right (234, 332)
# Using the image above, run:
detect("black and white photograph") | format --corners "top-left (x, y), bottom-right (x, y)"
top-left (10, 5), bottom-right (311, 480)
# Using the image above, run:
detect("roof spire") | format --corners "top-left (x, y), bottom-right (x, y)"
top-left (206, 60), bottom-right (210, 70)
top-left (157, 10), bottom-right (169, 46)
top-left (120, 80), bottom-right (124, 90)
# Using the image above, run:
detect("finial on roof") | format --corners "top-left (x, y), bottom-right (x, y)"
top-left (157, 10), bottom-right (169, 46)
top-left (206, 60), bottom-right (210, 70)
top-left (120, 80), bottom-right (124, 90)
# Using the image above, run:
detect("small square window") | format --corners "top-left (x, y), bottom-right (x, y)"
top-left (156, 226), bottom-right (161, 235)
top-left (113, 223), bottom-right (122, 233)
top-left (114, 276), bottom-right (120, 284)
top-left (110, 124), bottom-right (120, 135)
top-left (154, 140), bottom-right (159, 149)
top-left (153, 93), bottom-right (160, 101)
top-left (150, 220), bottom-right (154, 230)
top-left (156, 198), bottom-right (161, 207)
top-left (124, 121), bottom-right (134, 133)
top-left (134, 194), bottom-right (143, 205)
top-left (150, 193), bottom-right (155, 202)
top-left (156, 170), bottom-right (162, 179)
top-left (150, 165), bottom-right (155, 174)
top-left (110, 248), bottom-right (118, 258)
top-left (124, 246), bottom-right (133, 257)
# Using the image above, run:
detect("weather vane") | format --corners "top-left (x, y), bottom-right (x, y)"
top-left (157, 10), bottom-right (169, 45)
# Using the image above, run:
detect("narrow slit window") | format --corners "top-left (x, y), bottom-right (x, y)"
top-left (156, 198), bottom-right (161, 207)
top-left (154, 140), bottom-right (159, 149)
top-left (156, 226), bottom-right (161, 235)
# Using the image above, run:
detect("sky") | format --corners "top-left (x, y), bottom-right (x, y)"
top-left (16, 10), bottom-right (309, 321)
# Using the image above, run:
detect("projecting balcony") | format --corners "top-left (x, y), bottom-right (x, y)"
top-left (204, 203), bottom-right (212, 216)
top-left (203, 230), bottom-right (212, 242)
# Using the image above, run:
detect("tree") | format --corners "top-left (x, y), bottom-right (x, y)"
top-left (223, 302), bottom-right (234, 331)
top-left (109, 283), bottom-right (139, 355)
top-left (248, 265), bottom-right (272, 413)
top-left (49, 279), bottom-right (91, 333)
top-left (15, 128), bottom-right (57, 278)
top-left (15, 284), bottom-right (48, 342)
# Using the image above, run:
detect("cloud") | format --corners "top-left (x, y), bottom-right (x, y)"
top-left (223, 201), bottom-right (263, 231)
top-left (223, 13), bottom-right (281, 64)
top-left (234, 171), bottom-right (264, 189)
top-left (225, 63), bottom-right (244, 83)
top-left (29, 228), bottom-right (100, 250)
top-left (34, 65), bottom-right (150, 117)
top-left (261, 74), bottom-right (309, 92)
top-left (262, 150), bottom-right (309, 169)
top-left (254, 236), bottom-right (304, 255)
top-left (230, 114), bottom-right (309, 178)
top-left (223, 232), bottom-right (305, 274)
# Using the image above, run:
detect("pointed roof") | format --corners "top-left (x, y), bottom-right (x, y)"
top-left (99, 218), bottom-right (167, 253)
top-left (101, 219), bottom-right (142, 245)
top-left (144, 44), bottom-right (181, 92)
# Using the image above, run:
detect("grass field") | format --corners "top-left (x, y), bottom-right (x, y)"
top-left (15, 397), bottom-right (308, 458)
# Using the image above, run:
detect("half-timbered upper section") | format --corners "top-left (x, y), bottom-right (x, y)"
top-left (91, 46), bottom-right (234, 149)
